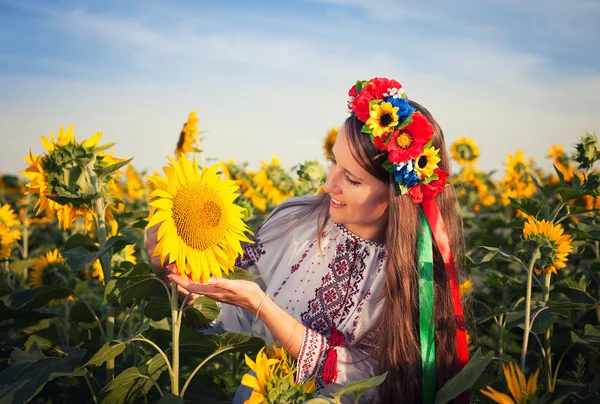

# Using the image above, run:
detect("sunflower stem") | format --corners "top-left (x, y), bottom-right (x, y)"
top-left (64, 299), bottom-right (70, 346)
top-left (543, 272), bottom-right (554, 392)
top-left (85, 163), bottom-right (114, 381)
top-left (521, 248), bottom-right (541, 371)
top-left (171, 281), bottom-right (180, 395)
top-left (181, 347), bottom-right (236, 397)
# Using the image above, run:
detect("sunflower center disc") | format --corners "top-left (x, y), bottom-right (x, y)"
top-left (172, 183), bottom-right (227, 251)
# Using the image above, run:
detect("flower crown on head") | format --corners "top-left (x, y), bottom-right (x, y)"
top-left (347, 78), bottom-right (448, 203)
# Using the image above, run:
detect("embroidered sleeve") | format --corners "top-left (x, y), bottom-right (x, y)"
top-left (296, 327), bottom-right (329, 385)
top-left (296, 327), bottom-right (380, 391)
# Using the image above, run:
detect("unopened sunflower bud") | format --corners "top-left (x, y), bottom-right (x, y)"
top-left (574, 132), bottom-right (600, 170)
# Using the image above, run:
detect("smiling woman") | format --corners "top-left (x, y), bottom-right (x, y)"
top-left (147, 77), bottom-right (469, 404)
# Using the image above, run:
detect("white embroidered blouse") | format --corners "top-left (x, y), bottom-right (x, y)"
top-left (211, 196), bottom-right (388, 401)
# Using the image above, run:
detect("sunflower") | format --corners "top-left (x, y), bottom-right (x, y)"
top-left (241, 347), bottom-right (279, 404)
top-left (0, 225), bottom-right (17, 259)
top-left (323, 127), bottom-right (338, 160)
top-left (366, 102), bottom-right (399, 138)
top-left (0, 204), bottom-right (22, 240)
top-left (21, 126), bottom-right (105, 230)
top-left (415, 147), bottom-right (441, 178)
top-left (175, 111), bottom-right (199, 158)
top-left (547, 144), bottom-right (574, 182)
top-left (29, 249), bottom-right (71, 288)
top-left (459, 279), bottom-right (472, 296)
top-left (146, 154), bottom-right (252, 283)
top-left (481, 362), bottom-right (539, 404)
top-left (125, 164), bottom-right (145, 200)
top-left (523, 218), bottom-right (573, 275)
top-left (451, 137), bottom-right (480, 166)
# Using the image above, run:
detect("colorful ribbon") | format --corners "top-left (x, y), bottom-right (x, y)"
top-left (418, 212), bottom-right (435, 404)
top-left (422, 199), bottom-right (469, 404)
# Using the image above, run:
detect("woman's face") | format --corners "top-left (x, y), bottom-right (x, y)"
top-left (323, 126), bottom-right (390, 239)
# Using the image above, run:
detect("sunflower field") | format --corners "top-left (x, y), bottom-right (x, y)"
top-left (0, 112), bottom-right (598, 404)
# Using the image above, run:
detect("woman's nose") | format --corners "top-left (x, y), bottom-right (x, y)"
top-left (323, 171), bottom-right (341, 194)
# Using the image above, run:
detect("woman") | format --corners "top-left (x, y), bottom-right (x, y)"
top-left (146, 77), bottom-right (469, 403)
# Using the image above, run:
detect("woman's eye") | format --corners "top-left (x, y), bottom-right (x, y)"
top-left (329, 157), bottom-right (336, 165)
top-left (345, 174), bottom-right (360, 185)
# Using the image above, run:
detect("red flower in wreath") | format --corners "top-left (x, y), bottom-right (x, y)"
top-left (369, 77), bottom-right (403, 99)
top-left (351, 87), bottom-right (375, 122)
top-left (373, 112), bottom-right (433, 163)
top-left (409, 168), bottom-right (448, 203)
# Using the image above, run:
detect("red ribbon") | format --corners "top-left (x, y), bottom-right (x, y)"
top-left (422, 199), bottom-right (469, 398)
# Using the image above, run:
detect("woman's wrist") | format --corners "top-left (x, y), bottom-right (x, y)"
top-left (249, 289), bottom-right (268, 317)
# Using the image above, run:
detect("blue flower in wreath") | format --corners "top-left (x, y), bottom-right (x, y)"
top-left (394, 162), bottom-right (420, 187)
top-left (384, 96), bottom-right (415, 124)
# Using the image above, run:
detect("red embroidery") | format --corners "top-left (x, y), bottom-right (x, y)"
top-left (235, 241), bottom-right (266, 270)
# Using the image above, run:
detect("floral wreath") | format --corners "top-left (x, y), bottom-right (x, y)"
top-left (347, 78), bottom-right (447, 203)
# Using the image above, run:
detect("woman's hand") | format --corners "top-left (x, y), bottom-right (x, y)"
top-left (145, 224), bottom-right (196, 305)
top-left (168, 272), bottom-right (266, 316)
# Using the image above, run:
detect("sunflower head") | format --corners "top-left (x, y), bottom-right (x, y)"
top-left (366, 102), bottom-right (400, 138)
top-left (324, 127), bottom-right (338, 160)
top-left (523, 218), bottom-right (573, 275)
top-left (451, 137), bottom-right (480, 166)
top-left (147, 154), bottom-right (252, 283)
top-left (29, 249), bottom-right (71, 288)
top-left (415, 146), bottom-right (441, 178)
top-left (481, 362), bottom-right (539, 404)
top-left (21, 125), bottom-right (121, 230)
top-left (175, 111), bottom-right (200, 157)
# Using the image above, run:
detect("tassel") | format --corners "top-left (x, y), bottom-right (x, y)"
top-left (323, 347), bottom-right (338, 384)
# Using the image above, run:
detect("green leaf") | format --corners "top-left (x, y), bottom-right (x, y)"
top-left (46, 192), bottom-right (102, 206)
top-left (156, 395), bottom-right (185, 404)
top-left (95, 157), bottom-right (134, 179)
top-left (99, 366), bottom-right (153, 404)
top-left (333, 372), bottom-right (387, 401)
top-left (104, 263), bottom-right (162, 305)
top-left (143, 298), bottom-right (172, 321)
top-left (554, 164), bottom-right (567, 188)
top-left (468, 246), bottom-right (523, 267)
top-left (223, 266), bottom-right (259, 281)
top-left (8, 258), bottom-right (36, 273)
top-left (70, 300), bottom-right (100, 323)
top-left (554, 278), bottom-right (599, 305)
top-left (85, 340), bottom-right (129, 367)
top-left (0, 284), bottom-right (73, 311)
top-left (182, 296), bottom-right (221, 328)
top-left (64, 233), bottom-right (98, 252)
top-left (303, 399), bottom-right (336, 404)
top-left (0, 342), bottom-right (86, 404)
top-left (24, 335), bottom-right (56, 352)
top-left (509, 197), bottom-right (542, 218)
top-left (434, 348), bottom-right (494, 404)
top-left (63, 235), bottom-right (137, 272)
top-left (85, 320), bottom-right (150, 367)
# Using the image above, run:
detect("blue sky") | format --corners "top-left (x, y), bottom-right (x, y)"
top-left (1, 0), bottom-right (599, 177)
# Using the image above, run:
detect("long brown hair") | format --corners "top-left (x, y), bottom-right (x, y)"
top-left (258, 100), bottom-right (467, 402)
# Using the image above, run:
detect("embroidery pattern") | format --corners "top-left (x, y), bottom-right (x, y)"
top-left (234, 241), bottom-right (266, 270)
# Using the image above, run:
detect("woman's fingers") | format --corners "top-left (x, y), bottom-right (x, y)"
top-left (168, 273), bottom-right (224, 295)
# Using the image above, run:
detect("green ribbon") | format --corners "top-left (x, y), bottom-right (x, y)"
top-left (418, 212), bottom-right (435, 404)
